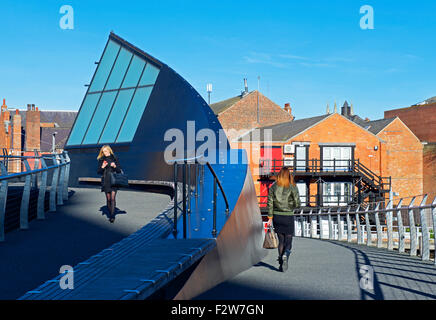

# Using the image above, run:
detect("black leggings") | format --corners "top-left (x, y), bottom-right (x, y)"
top-left (105, 191), bottom-right (117, 215)
top-left (277, 232), bottom-right (293, 257)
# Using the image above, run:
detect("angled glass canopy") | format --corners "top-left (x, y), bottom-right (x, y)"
top-left (66, 38), bottom-right (160, 146)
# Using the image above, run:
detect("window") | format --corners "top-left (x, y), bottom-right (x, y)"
top-left (82, 91), bottom-right (118, 144)
top-left (296, 183), bottom-right (306, 206)
top-left (139, 63), bottom-right (160, 86)
top-left (323, 182), bottom-right (352, 206)
top-left (105, 47), bottom-right (133, 90)
top-left (89, 40), bottom-right (120, 92)
top-left (67, 93), bottom-right (101, 145)
top-left (122, 56), bottom-right (146, 88)
top-left (116, 86), bottom-right (153, 143)
top-left (66, 38), bottom-right (160, 146)
top-left (99, 89), bottom-right (135, 143)
top-left (322, 146), bottom-right (352, 172)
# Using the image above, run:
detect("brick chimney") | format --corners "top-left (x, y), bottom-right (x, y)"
top-left (1, 99), bottom-right (11, 151)
top-left (283, 103), bottom-right (295, 121)
top-left (25, 103), bottom-right (41, 151)
top-left (0, 100), bottom-right (7, 153)
top-left (11, 109), bottom-right (22, 173)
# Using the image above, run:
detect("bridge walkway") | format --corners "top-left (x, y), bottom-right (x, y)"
top-left (196, 237), bottom-right (436, 300)
top-left (0, 186), bottom-right (171, 299)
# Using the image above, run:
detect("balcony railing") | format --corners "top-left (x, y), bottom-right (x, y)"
top-left (259, 158), bottom-right (391, 190)
top-left (259, 194), bottom-right (356, 209)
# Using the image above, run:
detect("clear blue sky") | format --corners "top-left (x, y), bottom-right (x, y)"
top-left (1, 0), bottom-right (435, 121)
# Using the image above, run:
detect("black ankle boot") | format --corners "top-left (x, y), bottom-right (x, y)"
top-left (277, 256), bottom-right (283, 272)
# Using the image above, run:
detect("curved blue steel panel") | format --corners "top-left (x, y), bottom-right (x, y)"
top-left (170, 149), bottom-right (249, 240)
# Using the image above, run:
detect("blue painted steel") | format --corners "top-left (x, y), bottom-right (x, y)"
top-left (169, 149), bottom-right (248, 240)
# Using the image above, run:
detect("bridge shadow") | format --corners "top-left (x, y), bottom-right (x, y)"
top-left (324, 240), bottom-right (436, 300)
top-left (194, 281), bottom-right (312, 300)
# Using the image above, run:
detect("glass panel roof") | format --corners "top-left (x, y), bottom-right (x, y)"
top-left (89, 40), bottom-right (120, 92)
top-left (99, 89), bottom-right (135, 144)
top-left (82, 91), bottom-right (118, 144)
top-left (66, 37), bottom-right (160, 146)
top-left (105, 47), bottom-right (132, 91)
top-left (116, 86), bottom-right (153, 143)
top-left (67, 93), bottom-right (101, 145)
top-left (138, 63), bottom-right (160, 86)
top-left (121, 55), bottom-right (146, 88)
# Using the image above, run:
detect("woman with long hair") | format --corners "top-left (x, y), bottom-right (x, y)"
top-left (97, 145), bottom-right (122, 223)
top-left (267, 166), bottom-right (301, 272)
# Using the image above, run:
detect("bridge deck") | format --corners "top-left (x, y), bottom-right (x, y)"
top-left (0, 187), bottom-right (171, 299)
top-left (196, 237), bottom-right (436, 300)
top-left (20, 238), bottom-right (215, 300)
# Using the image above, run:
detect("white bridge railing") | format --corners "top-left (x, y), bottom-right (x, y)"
top-left (0, 151), bottom-right (71, 241)
top-left (293, 195), bottom-right (436, 265)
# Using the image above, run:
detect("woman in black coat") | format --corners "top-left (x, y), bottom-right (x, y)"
top-left (97, 145), bottom-right (122, 223)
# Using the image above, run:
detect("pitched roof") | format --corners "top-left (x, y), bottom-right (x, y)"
top-left (414, 96), bottom-right (436, 106)
top-left (209, 93), bottom-right (249, 115)
top-left (237, 111), bottom-right (398, 142)
top-left (238, 114), bottom-right (331, 142)
top-left (345, 114), bottom-right (396, 134)
top-left (362, 117), bottom-right (396, 134)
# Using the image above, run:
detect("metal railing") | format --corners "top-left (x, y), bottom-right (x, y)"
top-left (259, 194), bottom-right (357, 209)
top-left (292, 194), bottom-right (436, 264)
top-left (0, 151), bottom-right (71, 241)
top-left (259, 158), bottom-right (391, 191)
top-left (170, 156), bottom-right (230, 239)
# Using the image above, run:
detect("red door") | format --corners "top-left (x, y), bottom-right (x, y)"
top-left (260, 146), bottom-right (283, 174)
top-left (259, 146), bottom-right (282, 209)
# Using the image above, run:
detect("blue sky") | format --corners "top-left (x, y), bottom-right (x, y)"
top-left (1, 0), bottom-right (435, 121)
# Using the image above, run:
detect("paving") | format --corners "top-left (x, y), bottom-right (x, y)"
top-left (0, 186), bottom-right (171, 300)
top-left (195, 237), bottom-right (436, 300)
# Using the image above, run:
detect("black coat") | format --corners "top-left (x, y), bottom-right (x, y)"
top-left (97, 154), bottom-right (122, 192)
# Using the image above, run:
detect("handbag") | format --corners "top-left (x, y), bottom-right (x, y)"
top-left (110, 169), bottom-right (129, 188)
top-left (263, 225), bottom-right (279, 249)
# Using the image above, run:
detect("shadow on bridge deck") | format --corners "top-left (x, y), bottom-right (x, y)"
top-left (0, 187), bottom-right (170, 299)
top-left (195, 237), bottom-right (436, 300)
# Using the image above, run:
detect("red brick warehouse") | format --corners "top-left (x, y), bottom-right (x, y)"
top-left (211, 87), bottom-right (423, 211)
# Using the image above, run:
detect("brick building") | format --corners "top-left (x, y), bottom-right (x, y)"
top-left (0, 99), bottom-right (77, 172)
top-left (235, 101), bottom-right (423, 210)
top-left (210, 81), bottom-right (294, 146)
top-left (384, 97), bottom-right (436, 201)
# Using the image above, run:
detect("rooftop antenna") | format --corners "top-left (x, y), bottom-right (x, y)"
top-left (206, 83), bottom-right (212, 105)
